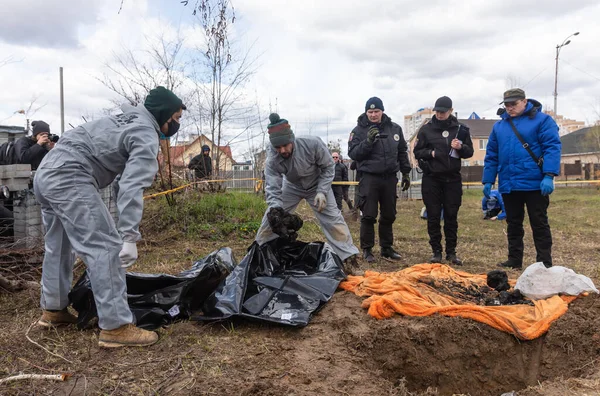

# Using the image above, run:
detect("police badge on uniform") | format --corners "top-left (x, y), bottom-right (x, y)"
top-left (394, 134), bottom-right (400, 141)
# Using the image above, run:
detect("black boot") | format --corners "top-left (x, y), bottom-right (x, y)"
top-left (363, 248), bottom-right (375, 263)
top-left (429, 251), bottom-right (442, 263)
top-left (446, 253), bottom-right (463, 266)
top-left (498, 260), bottom-right (522, 270)
top-left (381, 247), bottom-right (402, 260)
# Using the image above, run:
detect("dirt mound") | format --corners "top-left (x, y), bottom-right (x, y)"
top-left (336, 292), bottom-right (600, 395)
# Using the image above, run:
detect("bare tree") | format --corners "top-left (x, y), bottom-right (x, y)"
top-left (192, 0), bottom-right (259, 176)
top-left (99, 32), bottom-right (188, 106)
top-left (505, 74), bottom-right (523, 90)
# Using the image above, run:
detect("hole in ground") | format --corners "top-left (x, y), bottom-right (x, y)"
top-left (347, 294), bottom-right (600, 395)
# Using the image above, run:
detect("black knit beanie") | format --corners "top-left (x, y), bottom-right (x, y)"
top-left (143, 86), bottom-right (186, 126)
top-left (31, 120), bottom-right (50, 136)
top-left (365, 97), bottom-right (384, 112)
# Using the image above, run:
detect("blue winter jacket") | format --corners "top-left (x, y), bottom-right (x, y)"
top-left (481, 190), bottom-right (506, 220)
top-left (482, 99), bottom-right (560, 193)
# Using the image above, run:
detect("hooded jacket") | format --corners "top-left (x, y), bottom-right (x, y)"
top-left (38, 103), bottom-right (161, 242)
top-left (348, 113), bottom-right (411, 175)
top-left (264, 135), bottom-right (334, 209)
top-left (413, 115), bottom-right (473, 179)
top-left (482, 99), bottom-right (561, 194)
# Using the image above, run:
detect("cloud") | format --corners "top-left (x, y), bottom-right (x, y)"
top-left (0, 0), bottom-right (103, 48)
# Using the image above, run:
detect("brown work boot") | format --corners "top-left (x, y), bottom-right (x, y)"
top-left (98, 324), bottom-right (159, 348)
top-left (37, 309), bottom-right (78, 329)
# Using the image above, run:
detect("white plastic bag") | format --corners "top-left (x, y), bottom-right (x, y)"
top-left (514, 262), bottom-right (599, 300)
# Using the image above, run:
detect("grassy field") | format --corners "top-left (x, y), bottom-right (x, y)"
top-left (136, 187), bottom-right (600, 279)
top-left (1, 186), bottom-right (598, 395)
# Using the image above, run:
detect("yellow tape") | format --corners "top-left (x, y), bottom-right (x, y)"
top-left (143, 178), bottom-right (261, 199)
top-left (144, 177), bottom-right (600, 199)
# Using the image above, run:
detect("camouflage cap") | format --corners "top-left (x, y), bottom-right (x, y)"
top-left (500, 88), bottom-right (526, 104)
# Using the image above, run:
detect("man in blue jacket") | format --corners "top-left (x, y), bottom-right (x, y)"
top-left (482, 89), bottom-right (561, 269)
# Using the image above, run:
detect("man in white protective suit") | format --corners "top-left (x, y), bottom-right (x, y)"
top-left (34, 86), bottom-right (185, 348)
top-left (255, 113), bottom-right (360, 274)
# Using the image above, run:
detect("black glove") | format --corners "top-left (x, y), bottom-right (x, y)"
top-left (401, 173), bottom-right (410, 191)
top-left (367, 127), bottom-right (379, 143)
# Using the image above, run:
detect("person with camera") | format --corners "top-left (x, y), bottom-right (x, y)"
top-left (482, 88), bottom-right (561, 270)
top-left (413, 96), bottom-right (473, 265)
top-left (14, 120), bottom-right (57, 170)
top-left (348, 97), bottom-right (411, 263)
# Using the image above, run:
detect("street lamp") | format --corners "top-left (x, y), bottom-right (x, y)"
top-left (553, 32), bottom-right (580, 117)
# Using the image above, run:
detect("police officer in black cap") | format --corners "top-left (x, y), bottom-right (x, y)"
top-left (348, 97), bottom-right (411, 263)
top-left (413, 96), bottom-right (473, 265)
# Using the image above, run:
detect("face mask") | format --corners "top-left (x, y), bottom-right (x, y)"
top-left (163, 120), bottom-right (180, 138)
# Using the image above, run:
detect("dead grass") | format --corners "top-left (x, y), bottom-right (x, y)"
top-left (0, 187), bottom-right (599, 395)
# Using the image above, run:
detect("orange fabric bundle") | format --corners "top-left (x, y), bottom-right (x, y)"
top-left (339, 264), bottom-right (576, 340)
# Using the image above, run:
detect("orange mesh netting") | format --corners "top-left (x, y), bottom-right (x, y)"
top-left (339, 264), bottom-right (576, 340)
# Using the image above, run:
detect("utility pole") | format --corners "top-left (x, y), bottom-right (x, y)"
top-left (59, 67), bottom-right (65, 133)
top-left (553, 32), bottom-right (580, 117)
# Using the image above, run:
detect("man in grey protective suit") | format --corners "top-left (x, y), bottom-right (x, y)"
top-left (34, 86), bottom-right (185, 348)
top-left (255, 113), bottom-right (360, 272)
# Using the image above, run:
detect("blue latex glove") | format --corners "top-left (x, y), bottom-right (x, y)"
top-left (540, 175), bottom-right (554, 196)
top-left (483, 183), bottom-right (492, 198)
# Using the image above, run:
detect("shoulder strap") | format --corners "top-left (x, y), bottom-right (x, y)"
top-left (507, 118), bottom-right (543, 170)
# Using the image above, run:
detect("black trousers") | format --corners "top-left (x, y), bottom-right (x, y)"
top-left (332, 185), bottom-right (344, 210)
top-left (357, 173), bottom-right (397, 249)
top-left (502, 191), bottom-right (552, 266)
top-left (421, 175), bottom-right (462, 254)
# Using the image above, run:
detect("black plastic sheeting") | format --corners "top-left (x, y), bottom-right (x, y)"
top-left (69, 247), bottom-right (235, 330)
top-left (196, 239), bottom-right (346, 327)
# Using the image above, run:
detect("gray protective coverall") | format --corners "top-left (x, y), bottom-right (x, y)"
top-left (33, 104), bottom-right (160, 330)
top-left (255, 136), bottom-right (359, 260)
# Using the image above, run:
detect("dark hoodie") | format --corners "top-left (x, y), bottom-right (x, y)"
top-left (348, 113), bottom-right (411, 175)
top-left (413, 115), bottom-right (474, 179)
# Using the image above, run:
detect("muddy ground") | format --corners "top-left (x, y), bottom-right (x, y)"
top-left (1, 189), bottom-right (599, 395)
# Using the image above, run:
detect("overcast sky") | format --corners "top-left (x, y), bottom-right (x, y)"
top-left (1, 0), bottom-right (599, 159)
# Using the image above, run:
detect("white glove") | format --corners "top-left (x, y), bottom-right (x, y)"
top-left (313, 192), bottom-right (327, 213)
top-left (119, 242), bottom-right (138, 268)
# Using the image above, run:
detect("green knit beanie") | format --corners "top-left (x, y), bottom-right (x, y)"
top-left (144, 86), bottom-right (186, 126)
top-left (267, 113), bottom-right (294, 147)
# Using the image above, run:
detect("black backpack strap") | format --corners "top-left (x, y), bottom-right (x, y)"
top-left (507, 118), bottom-right (543, 170)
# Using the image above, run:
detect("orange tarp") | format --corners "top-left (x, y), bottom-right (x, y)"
top-left (339, 264), bottom-right (576, 340)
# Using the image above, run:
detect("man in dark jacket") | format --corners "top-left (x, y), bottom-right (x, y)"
top-left (348, 97), bottom-right (411, 263)
top-left (414, 96), bottom-right (473, 265)
top-left (14, 120), bottom-right (52, 170)
top-left (483, 88), bottom-right (560, 269)
top-left (331, 151), bottom-right (349, 210)
top-left (188, 145), bottom-right (212, 179)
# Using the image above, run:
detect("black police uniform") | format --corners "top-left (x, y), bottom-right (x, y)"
top-left (332, 161), bottom-right (349, 210)
top-left (413, 115), bottom-right (473, 258)
top-left (348, 113), bottom-right (411, 251)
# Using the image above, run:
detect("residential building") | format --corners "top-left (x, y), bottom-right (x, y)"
top-left (544, 110), bottom-right (586, 136)
top-left (159, 134), bottom-right (236, 176)
top-left (559, 126), bottom-right (600, 180)
top-left (233, 160), bottom-right (253, 171)
top-left (407, 118), bottom-right (496, 168)
top-left (404, 108), bottom-right (434, 138)
top-left (0, 125), bottom-right (26, 145)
